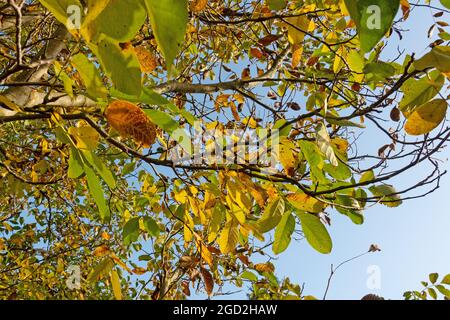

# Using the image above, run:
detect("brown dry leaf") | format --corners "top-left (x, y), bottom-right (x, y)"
top-left (400, 0), bottom-right (410, 20)
top-left (181, 281), bottom-right (191, 296)
top-left (254, 262), bottom-right (275, 274)
top-left (241, 67), bottom-right (251, 80)
top-left (258, 34), bottom-right (281, 46)
top-left (132, 267), bottom-right (147, 275)
top-left (230, 102), bottom-right (241, 121)
top-left (250, 47), bottom-right (264, 59)
top-left (93, 245), bottom-right (110, 257)
top-left (200, 267), bottom-right (214, 296)
top-left (190, 0), bottom-right (208, 13)
top-left (134, 46), bottom-right (158, 73)
top-left (105, 100), bottom-right (157, 148)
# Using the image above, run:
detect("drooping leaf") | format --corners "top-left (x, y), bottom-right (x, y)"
top-left (87, 257), bottom-right (115, 283)
top-left (414, 46), bottom-right (450, 73)
top-left (404, 99), bottom-right (447, 136)
top-left (369, 184), bottom-right (402, 207)
top-left (297, 212), bottom-right (332, 254)
top-left (344, 0), bottom-right (400, 53)
top-left (257, 197), bottom-right (285, 233)
top-left (110, 270), bottom-right (122, 300)
top-left (122, 217), bottom-right (140, 245)
top-left (218, 219), bottom-right (239, 254)
top-left (143, 0), bottom-right (188, 70)
top-left (273, 212), bottom-right (295, 254)
top-left (95, 37), bottom-right (142, 96)
top-left (85, 165), bottom-right (110, 222)
top-left (68, 147), bottom-right (84, 179)
top-left (82, 0), bottom-right (147, 43)
top-left (81, 151), bottom-right (116, 189)
top-left (38, 0), bottom-right (82, 29)
top-left (71, 53), bottom-right (108, 100)
top-left (399, 70), bottom-right (445, 115)
top-left (142, 216), bottom-right (160, 237)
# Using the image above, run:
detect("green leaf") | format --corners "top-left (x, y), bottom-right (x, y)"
top-left (143, 109), bottom-right (179, 133)
top-left (81, 150), bottom-right (116, 189)
top-left (369, 184), bottom-right (402, 207)
top-left (344, 0), bottom-right (400, 53)
top-left (241, 270), bottom-right (258, 282)
top-left (143, 0), bottom-right (188, 70)
top-left (297, 212), bottom-right (332, 254)
top-left (54, 61), bottom-right (74, 98)
top-left (428, 288), bottom-right (438, 300)
top-left (266, 0), bottom-right (286, 10)
top-left (257, 197), bottom-right (285, 233)
top-left (82, 0), bottom-right (147, 43)
top-left (71, 53), bottom-right (108, 100)
top-left (436, 285), bottom-right (450, 298)
top-left (85, 165), bottom-right (110, 222)
top-left (399, 70), bottom-right (445, 115)
top-left (87, 257), bottom-right (115, 283)
top-left (142, 216), bottom-right (160, 237)
top-left (273, 212), bottom-right (295, 254)
top-left (38, 0), bottom-right (82, 28)
top-left (335, 195), bottom-right (364, 225)
top-left (363, 61), bottom-right (396, 82)
top-left (429, 273), bottom-right (439, 284)
top-left (122, 217), bottom-right (140, 245)
top-left (415, 46), bottom-right (450, 73)
top-left (440, 0), bottom-right (450, 10)
top-left (360, 170), bottom-right (375, 183)
top-left (95, 36), bottom-right (142, 96)
top-left (68, 147), bottom-right (84, 179)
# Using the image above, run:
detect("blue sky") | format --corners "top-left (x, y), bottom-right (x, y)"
top-left (206, 3), bottom-right (450, 300)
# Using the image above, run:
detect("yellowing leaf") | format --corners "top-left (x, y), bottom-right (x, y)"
top-left (404, 99), bottom-right (447, 136)
top-left (110, 270), bottom-right (122, 300)
top-left (68, 123), bottom-right (100, 150)
top-left (105, 100), bottom-right (157, 148)
top-left (254, 262), bottom-right (275, 274)
top-left (415, 46), bottom-right (450, 73)
top-left (218, 219), bottom-right (239, 254)
top-left (286, 16), bottom-right (311, 45)
top-left (287, 193), bottom-right (325, 213)
top-left (134, 46), bottom-right (158, 73)
top-left (93, 245), bottom-right (110, 257)
top-left (190, 0), bottom-right (208, 12)
top-left (292, 44), bottom-right (303, 68)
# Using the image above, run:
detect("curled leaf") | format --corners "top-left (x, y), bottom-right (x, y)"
top-left (105, 100), bottom-right (157, 147)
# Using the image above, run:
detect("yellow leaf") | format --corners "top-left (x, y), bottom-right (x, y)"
top-left (286, 16), bottom-right (311, 45)
top-left (287, 193), bottom-right (325, 213)
top-left (68, 123), bottom-right (100, 150)
top-left (279, 137), bottom-right (298, 176)
top-left (134, 46), bottom-right (158, 73)
top-left (110, 270), bottom-right (122, 300)
top-left (333, 46), bottom-right (346, 74)
top-left (105, 100), bottom-right (157, 148)
top-left (218, 219), bottom-right (239, 254)
top-left (405, 99), bottom-right (447, 136)
top-left (292, 44), bottom-right (303, 68)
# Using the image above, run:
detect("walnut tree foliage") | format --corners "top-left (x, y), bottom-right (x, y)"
top-left (0, 0), bottom-right (450, 300)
